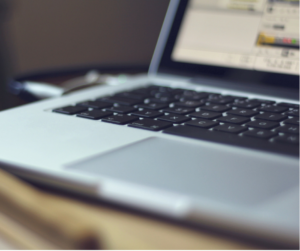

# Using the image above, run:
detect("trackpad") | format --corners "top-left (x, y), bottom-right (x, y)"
top-left (66, 137), bottom-right (298, 205)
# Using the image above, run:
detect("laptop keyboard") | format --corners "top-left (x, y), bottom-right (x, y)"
top-left (53, 85), bottom-right (299, 157)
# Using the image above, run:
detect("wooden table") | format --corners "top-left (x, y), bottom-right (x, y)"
top-left (1, 182), bottom-right (267, 250)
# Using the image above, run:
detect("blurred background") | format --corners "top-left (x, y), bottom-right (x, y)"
top-left (0, 0), bottom-right (169, 110)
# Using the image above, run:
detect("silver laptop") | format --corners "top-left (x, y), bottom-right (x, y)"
top-left (0, 0), bottom-right (299, 247)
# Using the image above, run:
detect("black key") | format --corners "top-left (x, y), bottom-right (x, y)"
top-left (131, 109), bottom-right (163, 118)
top-left (243, 129), bottom-right (277, 139)
top-left (155, 86), bottom-right (174, 93)
top-left (227, 108), bottom-right (258, 117)
top-left (276, 125), bottom-right (299, 134)
top-left (115, 91), bottom-right (148, 100)
top-left (217, 115), bottom-right (250, 124)
top-left (207, 96), bottom-right (234, 104)
top-left (259, 105), bottom-right (288, 113)
top-left (245, 120), bottom-right (279, 130)
top-left (189, 111), bottom-right (222, 119)
top-left (174, 100), bottom-right (205, 108)
top-left (254, 112), bottom-right (288, 122)
top-left (77, 110), bottom-right (113, 120)
top-left (251, 99), bottom-right (275, 105)
top-left (129, 118), bottom-right (172, 131)
top-left (179, 92), bottom-right (209, 101)
top-left (232, 100), bottom-right (261, 109)
top-left (131, 87), bottom-right (154, 95)
top-left (157, 114), bottom-right (190, 123)
top-left (181, 90), bottom-right (198, 97)
top-left (148, 97), bottom-right (176, 104)
top-left (154, 92), bottom-right (173, 97)
top-left (163, 107), bottom-right (194, 115)
top-left (137, 103), bottom-right (168, 110)
top-left (208, 93), bottom-right (222, 99)
top-left (201, 104), bottom-right (231, 113)
top-left (228, 95), bottom-right (247, 101)
top-left (102, 114), bottom-right (138, 125)
top-left (163, 125), bottom-right (298, 157)
top-left (77, 100), bottom-right (111, 109)
top-left (277, 102), bottom-right (299, 108)
top-left (284, 117), bottom-right (299, 125)
top-left (185, 119), bottom-right (218, 128)
top-left (283, 108), bottom-right (299, 117)
top-left (214, 124), bottom-right (247, 134)
top-left (105, 105), bottom-right (137, 113)
top-left (99, 96), bottom-right (141, 106)
top-left (273, 134), bottom-right (299, 145)
top-left (53, 106), bottom-right (87, 115)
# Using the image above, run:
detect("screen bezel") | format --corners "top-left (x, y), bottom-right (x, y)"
top-left (157, 0), bottom-right (299, 96)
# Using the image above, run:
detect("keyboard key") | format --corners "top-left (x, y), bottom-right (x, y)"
top-left (207, 96), bottom-right (234, 104)
top-left (232, 100), bottom-right (261, 109)
top-left (131, 109), bottom-right (163, 118)
top-left (254, 112), bottom-right (288, 122)
top-left (189, 111), bottom-right (222, 119)
top-left (273, 134), bottom-right (299, 145)
top-left (105, 105), bottom-right (137, 113)
top-left (276, 125), bottom-right (299, 134)
top-left (185, 119), bottom-right (219, 128)
top-left (179, 92), bottom-right (209, 101)
top-left (283, 108), bottom-right (299, 117)
top-left (208, 93), bottom-right (222, 99)
top-left (77, 100), bottom-right (111, 109)
top-left (217, 115), bottom-right (250, 124)
top-left (157, 114), bottom-right (190, 123)
top-left (77, 110), bottom-right (113, 120)
top-left (174, 100), bottom-right (206, 108)
top-left (227, 95), bottom-right (247, 101)
top-left (102, 114), bottom-right (138, 125)
top-left (245, 120), bottom-right (279, 130)
top-left (251, 99), bottom-right (275, 105)
top-left (227, 108), bottom-right (258, 117)
top-left (148, 97), bottom-right (176, 104)
top-left (154, 86), bottom-right (174, 93)
top-left (284, 117), bottom-right (299, 125)
top-left (181, 90), bottom-right (198, 97)
top-left (201, 104), bottom-right (231, 113)
top-left (258, 105), bottom-right (288, 113)
top-left (137, 103), bottom-right (168, 110)
top-left (99, 96), bottom-right (141, 106)
top-left (163, 107), bottom-right (194, 115)
top-left (243, 129), bottom-right (277, 139)
top-left (277, 102), bottom-right (299, 108)
top-left (53, 106), bottom-right (87, 115)
top-left (154, 92), bottom-right (173, 98)
top-left (214, 124), bottom-right (247, 134)
top-left (129, 118), bottom-right (172, 131)
top-left (115, 91), bottom-right (148, 100)
top-left (132, 87), bottom-right (155, 95)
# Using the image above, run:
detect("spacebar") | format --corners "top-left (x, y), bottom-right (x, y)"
top-left (163, 125), bottom-right (298, 157)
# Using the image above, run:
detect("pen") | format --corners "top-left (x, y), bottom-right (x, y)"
top-left (0, 168), bottom-right (100, 249)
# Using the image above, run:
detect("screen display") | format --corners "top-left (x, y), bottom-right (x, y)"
top-left (172, 0), bottom-right (299, 75)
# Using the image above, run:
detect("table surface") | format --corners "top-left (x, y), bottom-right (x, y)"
top-left (1, 184), bottom-right (267, 250)
top-left (0, 72), bottom-right (283, 249)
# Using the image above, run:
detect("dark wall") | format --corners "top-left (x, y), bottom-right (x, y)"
top-left (6, 0), bottom-right (169, 75)
top-left (0, 0), bottom-right (12, 110)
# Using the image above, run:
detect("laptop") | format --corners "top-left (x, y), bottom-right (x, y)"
top-left (0, 0), bottom-right (299, 247)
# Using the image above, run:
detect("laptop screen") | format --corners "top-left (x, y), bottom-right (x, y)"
top-left (156, 0), bottom-right (299, 95)
top-left (172, 0), bottom-right (299, 76)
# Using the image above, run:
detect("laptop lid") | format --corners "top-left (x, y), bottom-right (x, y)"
top-left (150, 0), bottom-right (299, 100)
